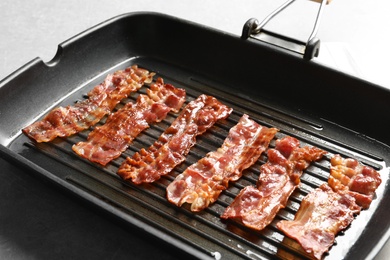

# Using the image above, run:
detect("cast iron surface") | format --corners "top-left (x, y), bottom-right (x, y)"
top-left (0, 13), bottom-right (389, 259)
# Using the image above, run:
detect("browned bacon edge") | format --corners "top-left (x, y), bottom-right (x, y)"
top-left (328, 154), bottom-right (382, 209)
top-left (72, 78), bottom-right (186, 166)
top-left (221, 136), bottom-right (327, 231)
top-left (276, 183), bottom-right (361, 260)
top-left (22, 65), bottom-right (154, 143)
top-left (117, 94), bottom-right (233, 184)
top-left (166, 114), bottom-right (278, 212)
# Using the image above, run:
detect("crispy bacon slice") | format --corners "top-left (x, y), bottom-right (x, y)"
top-left (328, 154), bottom-right (381, 209)
top-left (118, 94), bottom-right (233, 184)
top-left (22, 65), bottom-right (154, 142)
top-left (166, 114), bottom-right (278, 212)
top-left (221, 136), bottom-right (327, 231)
top-left (72, 78), bottom-right (186, 166)
top-left (277, 184), bottom-right (361, 260)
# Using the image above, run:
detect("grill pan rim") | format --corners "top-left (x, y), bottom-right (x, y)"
top-left (1, 11), bottom-right (390, 146)
top-left (0, 12), bottom-right (389, 260)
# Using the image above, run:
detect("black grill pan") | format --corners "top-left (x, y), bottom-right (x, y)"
top-left (0, 12), bottom-right (389, 260)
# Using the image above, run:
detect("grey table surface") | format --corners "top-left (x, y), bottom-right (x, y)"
top-left (1, 0), bottom-right (389, 259)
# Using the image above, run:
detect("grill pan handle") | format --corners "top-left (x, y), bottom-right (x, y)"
top-left (242, 0), bottom-right (329, 60)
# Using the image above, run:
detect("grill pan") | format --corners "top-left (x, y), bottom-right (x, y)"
top-left (0, 12), bottom-right (389, 259)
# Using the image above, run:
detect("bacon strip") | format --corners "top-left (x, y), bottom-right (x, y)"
top-left (166, 114), bottom-right (278, 212)
top-left (328, 154), bottom-right (381, 209)
top-left (72, 78), bottom-right (186, 166)
top-left (221, 136), bottom-right (327, 231)
top-left (276, 184), bottom-right (361, 260)
top-left (22, 65), bottom-right (154, 142)
top-left (118, 94), bottom-right (233, 184)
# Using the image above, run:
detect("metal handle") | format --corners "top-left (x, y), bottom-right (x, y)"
top-left (242, 0), bottom-right (328, 60)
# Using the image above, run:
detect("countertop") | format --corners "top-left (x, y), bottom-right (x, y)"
top-left (1, 0), bottom-right (389, 259)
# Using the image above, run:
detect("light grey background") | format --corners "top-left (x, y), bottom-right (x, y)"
top-left (0, 0), bottom-right (389, 259)
top-left (1, 0), bottom-right (390, 89)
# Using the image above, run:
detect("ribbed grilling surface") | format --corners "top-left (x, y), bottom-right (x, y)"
top-left (14, 64), bottom-right (386, 260)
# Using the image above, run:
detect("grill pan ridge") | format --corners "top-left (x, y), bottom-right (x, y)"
top-left (0, 12), bottom-right (389, 260)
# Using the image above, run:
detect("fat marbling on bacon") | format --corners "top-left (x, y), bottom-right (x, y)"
top-left (221, 136), bottom-right (327, 231)
top-left (22, 65), bottom-right (154, 142)
top-left (328, 154), bottom-right (382, 209)
top-left (276, 184), bottom-right (361, 260)
top-left (117, 94), bottom-right (233, 184)
top-left (72, 78), bottom-right (186, 166)
top-left (166, 114), bottom-right (278, 212)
